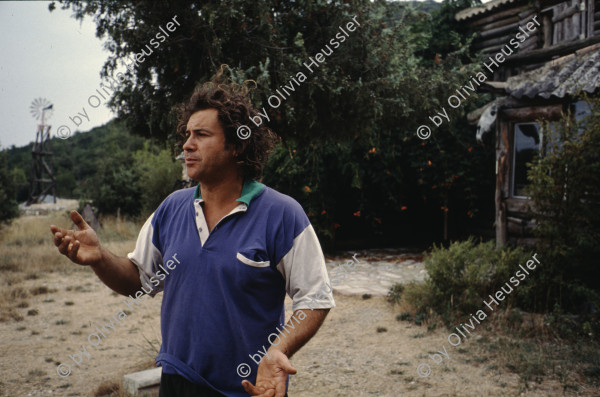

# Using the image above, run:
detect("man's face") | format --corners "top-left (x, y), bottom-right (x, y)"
top-left (183, 108), bottom-right (238, 183)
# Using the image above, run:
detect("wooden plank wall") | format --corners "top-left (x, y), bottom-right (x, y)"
top-left (550, 0), bottom-right (596, 43)
top-left (470, 4), bottom-right (541, 54)
top-left (595, 0), bottom-right (600, 36)
top-left (469, 1), bottom-right (599, 55)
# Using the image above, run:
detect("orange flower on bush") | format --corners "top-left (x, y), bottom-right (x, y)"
top-left (468, 147), bottom-right (473, 152)
top-left (353, 211), bottom-right (361, 217)
top-left (368, 147), bottom-right (376, 154)
top-left (321, 210), bottom-right (326, 215)
top-left (333, 223), bottom-right (341, 229)
top-left (303, 185), bottom-right (312, 193)
top-left (401, 206), bottom-right (407, 211)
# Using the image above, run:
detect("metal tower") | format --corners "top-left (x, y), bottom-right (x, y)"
top-left (27, 98), bottom-right (56, 205)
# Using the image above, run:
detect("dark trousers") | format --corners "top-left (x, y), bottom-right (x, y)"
top-left (158, 371), bottom-right (290, 396)
top-left (159, 372), bottom-right (226, 397)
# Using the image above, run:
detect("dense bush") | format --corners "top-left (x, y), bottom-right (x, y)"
top-left (133, 143), bottom-right (183, 217)
top-left (526, 97), bottom-right (600, 313)
top-left (0, 150), bottom-right (19, 225)
top-left (398, 238), bottom-right (532, 324)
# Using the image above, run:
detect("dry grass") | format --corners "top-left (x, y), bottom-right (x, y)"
top-left (393, 285), bottom-right (600, 395)
top-left (0, 212), bottom-right (143, 323)
top-left (0, 212), bottom-right (155, 396)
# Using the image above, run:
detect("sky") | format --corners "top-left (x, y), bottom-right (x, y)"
top-left (0, 0), bottom-right (492, 149)
top-left (0, 1), bottom-right (115, 149)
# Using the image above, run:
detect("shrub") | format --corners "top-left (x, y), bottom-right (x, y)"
top-left (400, 238), bottom-right (532, 325)
top-left (526, 97), bottom-right (600, 313)
top-left (0, 149), bottom-right (19, 225)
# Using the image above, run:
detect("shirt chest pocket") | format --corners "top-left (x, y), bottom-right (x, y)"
top-left (236, 251), bottom-right (270, 268)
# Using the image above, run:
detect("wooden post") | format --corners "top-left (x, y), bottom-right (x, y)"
top-left (543, 14), bottom-right (553, 47)
top-left (496, 121), bottom-right (508, 246)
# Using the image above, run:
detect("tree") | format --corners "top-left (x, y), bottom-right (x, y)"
top-left (134, 142), bottom-right (182, 217)
top-left (50, 0), bottom-right (495, 244)
top-left (49, 0), bottom-right (460, 144)
top-left (0, 149), bottom-right (19, 225)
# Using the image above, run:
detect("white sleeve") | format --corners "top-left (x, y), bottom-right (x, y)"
top-left (276, 224), bottom-right (336, 311)
top-left (127, 212), bottom-right (164, 297)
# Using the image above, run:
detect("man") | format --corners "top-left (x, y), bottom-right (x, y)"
top-left (50, 69), bottom-right (335, 397)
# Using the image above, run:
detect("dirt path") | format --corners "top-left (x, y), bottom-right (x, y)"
top-left (0, 248), bottom-right (590, 396)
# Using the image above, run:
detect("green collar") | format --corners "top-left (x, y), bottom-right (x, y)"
top-left (193, 179), bottom-right (265, 206)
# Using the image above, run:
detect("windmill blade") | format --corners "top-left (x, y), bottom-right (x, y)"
top-left (29, 98), bottom-right (54, 121)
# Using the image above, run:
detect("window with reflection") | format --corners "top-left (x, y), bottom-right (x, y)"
top-left (512, 123), bottom-right (541, 197)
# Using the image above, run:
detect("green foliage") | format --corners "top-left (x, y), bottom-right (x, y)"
top-left (400, 238), bottom-right (532, 325)
top-left (526, 97), bottom-right (600, 312)
top-left (134, 143), bottom-right (182, 217)
top-left (0, 149), bottom-right (19, 225)
top-left (6, 120), bottom-right (182, 218)
top-left (5, 120), bottom-right (146, 202)
top-left (91, 162), bottom-right (142, 217)
top-left (9, 167), bottom-right (28, 203)
top-left (86, 132), bottom-right (182, 218)
top-left (419, 0), bottom-right (481, 62)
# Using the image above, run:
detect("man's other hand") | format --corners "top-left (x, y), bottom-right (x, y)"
top-left (241, 349), bottom-right (297, 397)
top-left (50, 210), bottom-right (102, 266)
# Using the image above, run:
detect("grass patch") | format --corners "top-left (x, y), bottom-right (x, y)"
top-left (30, 286), bottom-right (49, 295)
top-left (0, 264), bottom-right (19, 272)
top-left (93, 380), bottom-right (121, 396)
top-left (475, 333), bottom-right (600, 391)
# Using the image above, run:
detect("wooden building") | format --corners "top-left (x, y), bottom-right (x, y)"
top-left (456, 0), bottom-right (600, 245)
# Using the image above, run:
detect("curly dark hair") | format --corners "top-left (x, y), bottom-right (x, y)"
top-left (176, 65), bottom-right (280, 180)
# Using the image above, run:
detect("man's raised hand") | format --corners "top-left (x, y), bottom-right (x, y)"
top-left (50, 210), bottom-right (103, 266)
top-left (241, 349), bottom-right (296, 397)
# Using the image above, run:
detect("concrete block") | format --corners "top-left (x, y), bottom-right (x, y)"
top-left (123, 367), bottom-right (162, 397)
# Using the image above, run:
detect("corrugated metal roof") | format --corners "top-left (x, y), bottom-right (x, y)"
top-left (455, 0), bottom-right (519, 21)
top-left (505, 46), bottom-right (600, 99)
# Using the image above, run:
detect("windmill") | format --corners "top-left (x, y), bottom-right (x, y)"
top-left (27, 98), bottom-right (56, 205)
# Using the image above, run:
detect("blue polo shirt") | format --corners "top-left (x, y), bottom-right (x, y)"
top-left (127, 179), bottom-right (335, 396)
